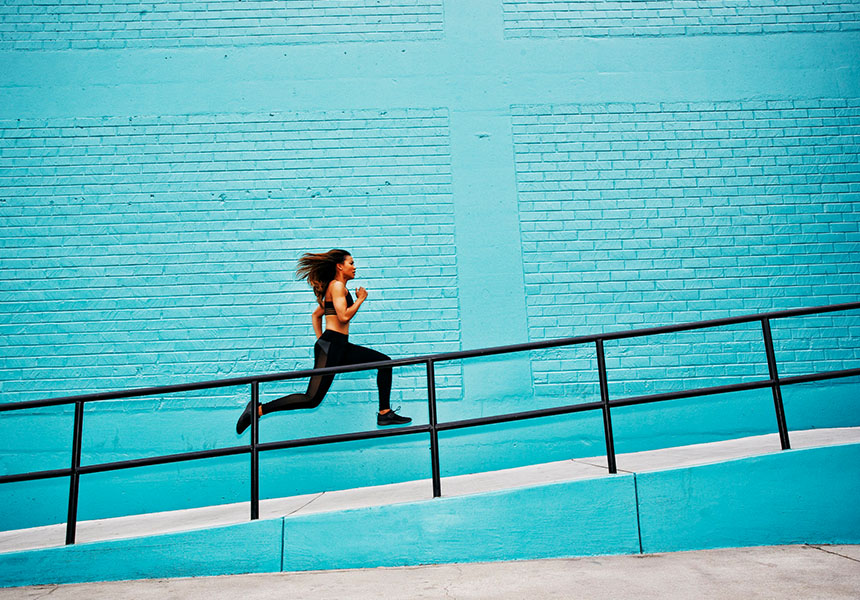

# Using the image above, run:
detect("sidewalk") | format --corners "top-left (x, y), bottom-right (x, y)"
top-left (3, 545), bottom-right (859, 599)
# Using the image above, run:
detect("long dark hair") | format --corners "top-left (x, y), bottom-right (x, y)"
top-left (296, 249), bottom-right (351, 305)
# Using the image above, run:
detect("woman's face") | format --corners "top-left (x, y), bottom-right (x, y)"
top-left (339, 255), bottom-right (356, 281)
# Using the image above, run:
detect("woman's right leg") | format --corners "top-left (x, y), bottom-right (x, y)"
top-left (261, 336), bottom-right (342, 414)
top-left (236, 333), bottom-right (343, 433)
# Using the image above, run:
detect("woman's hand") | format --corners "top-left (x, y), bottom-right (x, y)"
top-left (355, 286), bottom-right (368, 301)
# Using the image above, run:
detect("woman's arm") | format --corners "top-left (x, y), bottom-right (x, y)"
top-left (331, 280), bottom-right (366, 323)
top-left (311, 304), bottom-right (324, 338)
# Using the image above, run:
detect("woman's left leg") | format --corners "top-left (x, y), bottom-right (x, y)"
top-left (340, 341), bottom-right (409, 425)
top-left (340, 342), bottom-right (392, 412)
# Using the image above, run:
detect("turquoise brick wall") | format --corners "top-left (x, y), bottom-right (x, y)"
top-left (0, 109), bottom-right (461, 404)
top-left (503, 0), bottom-right (860, 37)
top-left (513, 100), bottom-right (860, 399)
top-left (0, 0), bottom-right (445, 50)
top-left (1, 1), bottom-right (858, 530)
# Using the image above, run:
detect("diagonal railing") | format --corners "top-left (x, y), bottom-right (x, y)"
top-left (1, 301), bottom-right (859, 545)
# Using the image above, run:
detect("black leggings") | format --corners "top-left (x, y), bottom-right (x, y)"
top-left (261, 330), bottom-right (392, 415)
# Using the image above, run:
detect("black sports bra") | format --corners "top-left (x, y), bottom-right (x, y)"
top-left (324, 290), bottom-right (354, 316)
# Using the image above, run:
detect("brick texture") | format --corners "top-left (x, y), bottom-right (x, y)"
top-left (0, 109), bottom-right (461, 404)
top-left (503, 0), bottom-right (860, 38)
top-left (0, 0), bottom-right (444, 51)
top-left (512, 99), bottom-right (860, 399)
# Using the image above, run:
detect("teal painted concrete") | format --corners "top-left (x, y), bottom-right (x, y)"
top-left (2, 2), bottom-right (859, 531)
top-left (3, 381), bottom-right (859, 531)
top-left (2, 35), bottom-right (859, 116)
top-left (0, 477), bottom-right (68, 533)
top-left (258, 434), bottom-right (432, 504)
top-left (782, 381), bottom-right (860, 432)
top-left (636, 443), bottom-right (860, 554)
top-left (611, 388), bottom-right (785, 454)
top-left (280, 475), bottom-right (641, 571)
top-left (0, 518), bottom-right (283, 587)
top-left (449, 110), bottom-right (532, 404)
top-left (3, 442), bottom-right (859, 587)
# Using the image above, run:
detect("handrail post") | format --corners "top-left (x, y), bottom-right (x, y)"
top-left (65, 400), bottom-right (84, 545)
top-left (426, 359), bottom-right (442, 498)
top-left (595, 340), bottom-right (617, 474)
top-left (250, 381), bottom-right (260, 520)
top-left (761, 318), bottom-right (791, 450)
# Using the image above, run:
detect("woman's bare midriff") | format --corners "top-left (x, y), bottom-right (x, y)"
top-left (324, 314), bottom-right (349, 335)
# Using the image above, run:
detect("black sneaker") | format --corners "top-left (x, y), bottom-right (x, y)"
top-left (236, 400), bottom-right (256, 435)
top-left (377, 408), bottom-right (411, 426)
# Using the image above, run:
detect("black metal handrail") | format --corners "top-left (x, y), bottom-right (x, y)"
top-left (1, 300), bottom-right (858, 545)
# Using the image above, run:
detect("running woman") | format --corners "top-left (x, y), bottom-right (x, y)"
top-left (236, 249), bottom-right (411, 434)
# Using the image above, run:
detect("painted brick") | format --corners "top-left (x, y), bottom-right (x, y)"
top-left (512, 99), bottom-right (860, 399)
top-left (0, 0), bottom-right (445, 51)
top-left (0, 109), bottom-right (462, 407)
top-left (505, 0), bottom-right (860, 38)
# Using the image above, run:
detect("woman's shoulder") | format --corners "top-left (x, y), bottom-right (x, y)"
top-left (326, 280), bottom-right (346, 298)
